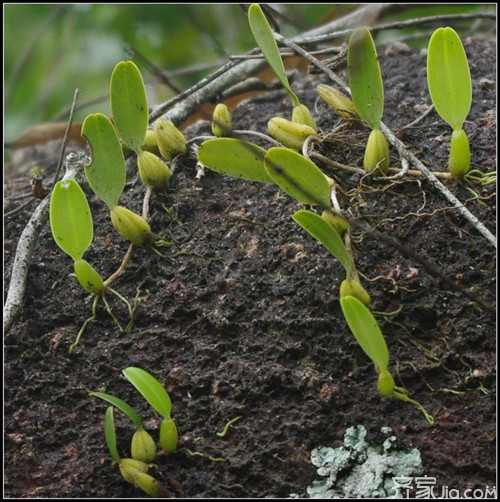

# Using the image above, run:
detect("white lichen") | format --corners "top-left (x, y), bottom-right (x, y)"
top-left (291, 425), bottom-right (423, 499)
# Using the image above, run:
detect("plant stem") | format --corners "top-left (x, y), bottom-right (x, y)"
top-left (3, 195), bottom-right (50, 334)
top-left (104, 243), bottom-right (135, 288)
top-left (50, 88), bottom-right (80, 189)
top-left (69, 295), bottom-right (99, 354)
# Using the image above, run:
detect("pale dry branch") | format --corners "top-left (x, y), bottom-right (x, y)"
top-left (152, 4), bottom-right (389, 126)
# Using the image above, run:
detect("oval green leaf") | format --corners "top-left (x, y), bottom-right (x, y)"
top-left (248, 3), bottom-right (299, 106)
top-left (293, 210), bottom-right (352, 277)
top-left (82, 113), bottom-right (126, 209)
top-left (122, 367), bottom-right (172, 419)
top-left (427, 27), bottom-right (471, 130)
top-left (110, 60), bottom-right (149, 153)
top-left (348, 27), bottom-right (384, 129)
top-left (197, 138), bottom-right (271, 183)
top-left (104, 406), bottom-right (122, 464)
top-left (82, 113), bottom-right (127, 209)
top-left (264, 147), bottom-right (332, 207)
top-left (89, 391), bottom-right (143, 429)
top-left (340, 295), bottom-right (389, 370)
top-left (50, 179), bottom-right (93, 261)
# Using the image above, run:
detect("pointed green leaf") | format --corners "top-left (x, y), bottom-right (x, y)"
top-left (50, 179), bottom-right (93, 261)
top-left (82, 113), bottom-right (126, 209)
top-left (348, 27), bottom-right (384, 129)
top-left (89, 391), bottom-right (143, 430)
top-left (198, 138), bottom-right (271, 183)
top-left (248, 3), bottom-right (299, 106)
top-left (293, 210), bottom-right (352, 277)
top-left (122, 367), bottom-right (172, 419)
top-left (104, 406), bottom-right (122, 464)
top-left (110, 60), bottom-right (149, 153)
top-left (264, 147), bottom-right (332, 207)
top-left (340, 295), bottom-right (389, 370)
top-left (427, 27), bottom-right (471, 130)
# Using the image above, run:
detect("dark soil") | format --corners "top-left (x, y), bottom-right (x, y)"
top-left (4, 39), bottom-right (496, 498)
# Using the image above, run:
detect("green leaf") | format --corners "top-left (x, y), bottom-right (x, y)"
top-left (50, 179), bottom-right (93, 261)
top-left (339, 295), bottom-right (389, 370)
top-left (248, 3), bottom-right (299, 106)
top-left (427, 27), bottom-right (471, 130)
top-left (348, 27), bottom-right (384, 129)
top-left (264, 147), bottom-right (332, 207)
top-left (122, 367), bottom-right (172, 419)
top-left (110, 60), bottom-right (149, 154)
top-left (82, 113), bottom-right (126, 209)
top-left (197, 138), bottom-right (272, 183)
top-left (89, 391), bottom-right (143, 430)
top-left (293, 210), bottom-right (352, 277)
top-left (104, 406), bottom-right (122, 464)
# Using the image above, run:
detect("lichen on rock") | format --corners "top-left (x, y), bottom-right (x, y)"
top-left (301, 425), bottom-right (423, 499)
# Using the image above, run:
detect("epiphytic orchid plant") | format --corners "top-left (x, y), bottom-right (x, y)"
top-left (427, 27), bottom-right (472, 178)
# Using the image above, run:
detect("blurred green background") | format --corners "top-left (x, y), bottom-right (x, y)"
top-left (3, 4), bottom-right (495, 144)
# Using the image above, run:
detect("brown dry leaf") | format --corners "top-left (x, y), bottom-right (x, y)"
top-left (6, 122), bottom-right (85, 148)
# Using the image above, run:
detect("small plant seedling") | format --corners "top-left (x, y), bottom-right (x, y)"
top-left (340, 295), bottom-right (434, 425)
top-left (122, 367), bottom-right (178, 453)
top-left (340, 295), bottom-right (394, 395)
top-left (248, 3), bottom-right (300, 108)
top-left (111, 60), bottom-right (173, 190)
top-left (51, 60), bottom-right (178, 351)
top-left (90, 392), bottom-right (157, 463)
top-left (49, 178), bottom-right (133, 353)
top-left (82, 112), bottom-right (151, 245)
top-left (50, 179), bottom-right (103, 295)
top-left (103, 406), bottom-right (162, 497)
top-left (348, 27), bottom-right (390, 175)
top-left (248, 3), bottom-right (317, 148)
top-left (427, 27), bottom-right (472, 178)
top-left (294, 208), bottom-right (372, 306)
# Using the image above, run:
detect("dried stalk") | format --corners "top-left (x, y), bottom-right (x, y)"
top-left (4, 89), bottom-right (82, 334)
top-left (152, 4), bottom-right (389, 125)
